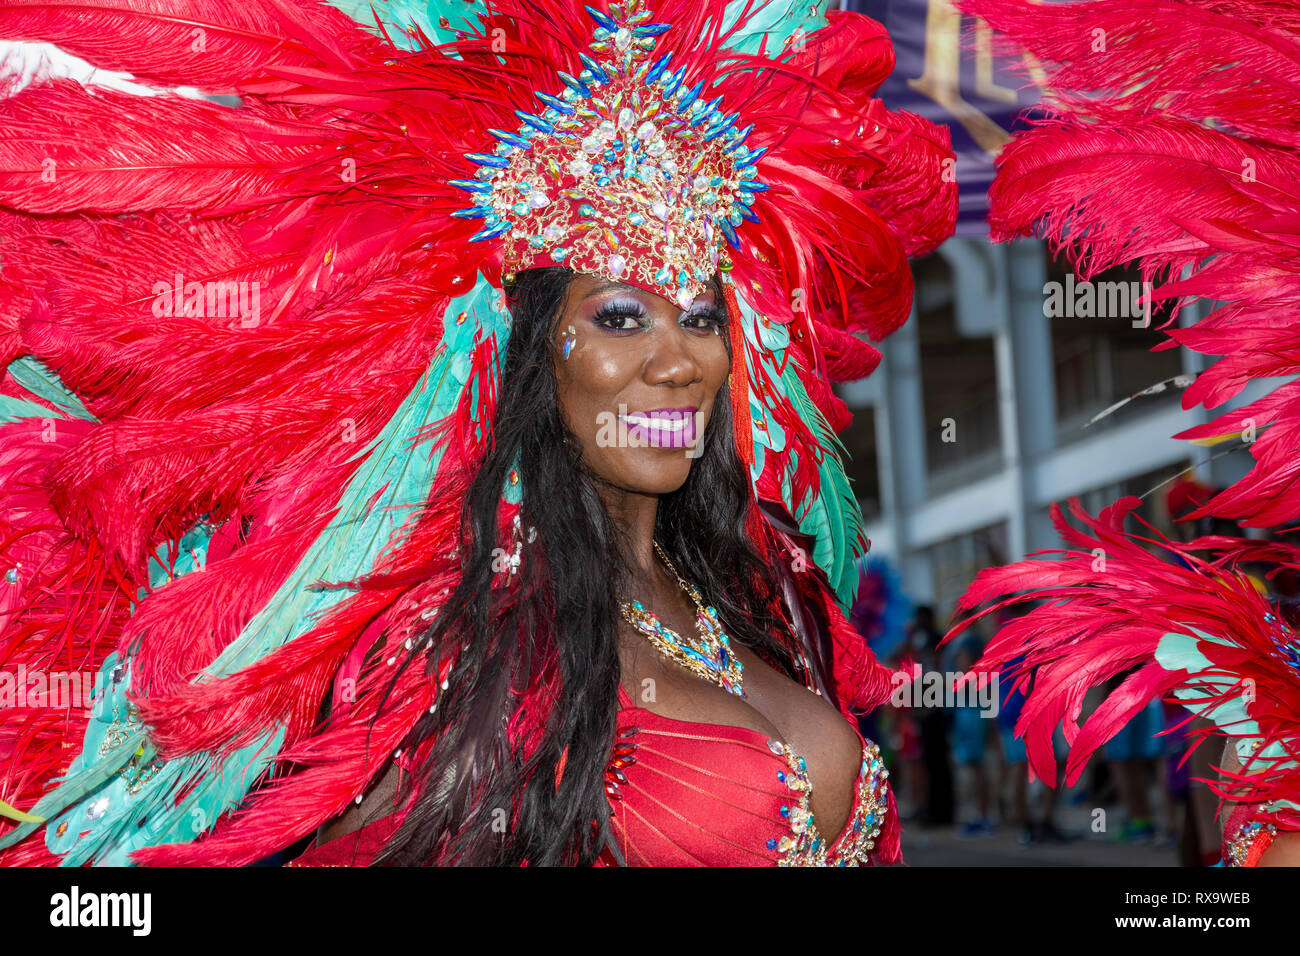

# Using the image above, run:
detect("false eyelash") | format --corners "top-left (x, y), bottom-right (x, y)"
top-left (591, 300), bottom-right (727, 329)
top-left (592, 300), bottom-right (648, 326)
top-left (686, 306), bottom-right (728, 325)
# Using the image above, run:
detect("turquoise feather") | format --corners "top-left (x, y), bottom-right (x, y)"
top-left (733, 292), bottom-right (866, 613)
top-left (718, 0), bottom-right (829, 55)
top-left (3, 356), bottom-right (96, 423)
top-left (1155, 628), bottom-right (1300, 814)
top-left (325, 0), bottom-right (485, 50)
top-left (324, 0), bottom-right (828, 58)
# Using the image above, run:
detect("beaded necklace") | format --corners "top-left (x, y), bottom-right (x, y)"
top-left (619, 541), bottom-right (746, 698)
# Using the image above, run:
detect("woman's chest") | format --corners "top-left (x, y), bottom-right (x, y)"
top-left (601, 693), bottom-right (893, 866)
top-left (617, 637), bottom-right (866, 841)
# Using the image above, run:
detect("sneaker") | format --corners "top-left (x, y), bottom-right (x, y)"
top-left (957, 820), bottom-right (987, 840)
top-left (1111, 818), bottom-right (1156, 844)
top-left (956, 816), bottom-right (993, 842)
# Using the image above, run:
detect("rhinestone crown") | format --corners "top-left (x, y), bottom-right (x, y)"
top-left (451, 0), bottom-right (767, 307)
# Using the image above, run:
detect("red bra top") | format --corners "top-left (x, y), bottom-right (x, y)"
top-left (288, 682), bottom-right (898, 867)
top-left (595, 683), bottom-right (897, 866)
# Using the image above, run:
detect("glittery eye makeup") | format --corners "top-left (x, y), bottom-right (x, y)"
top-left (591, 298), bottom-right (650, 332)
top-left (588, 294), bottom-right (724, 335)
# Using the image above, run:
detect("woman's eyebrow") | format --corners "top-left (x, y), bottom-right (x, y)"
top-left (579, 280), bottom-right (635, 300)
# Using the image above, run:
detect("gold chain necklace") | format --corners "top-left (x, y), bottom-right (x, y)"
top-left (618, 541), bottom-right (746, 698)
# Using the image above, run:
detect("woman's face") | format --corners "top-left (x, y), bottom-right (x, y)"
top-left (553, 273), bottom-right (731, 497)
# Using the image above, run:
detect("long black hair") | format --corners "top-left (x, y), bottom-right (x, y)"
top-left (374, 267), bottom-right (798, 865)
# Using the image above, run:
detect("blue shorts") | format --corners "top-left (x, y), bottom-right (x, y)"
top-left (1104, 699), bottom-right (1165, 762)
top-left (952, 707), bottom-right (987, 765)
top-left (1000, 727), bottom-right (1027, 765)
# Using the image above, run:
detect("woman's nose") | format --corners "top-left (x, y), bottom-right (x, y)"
top-left (643, 322), bottom-right (703, 386)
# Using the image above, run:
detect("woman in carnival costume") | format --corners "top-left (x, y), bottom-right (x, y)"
top-left (951, 0), bottom-right (1300, 867)
top-left (0, 0), bottom-right (955, 865)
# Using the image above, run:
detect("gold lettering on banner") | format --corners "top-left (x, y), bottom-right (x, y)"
top-left (905, 0), bottom-right (1045, 155)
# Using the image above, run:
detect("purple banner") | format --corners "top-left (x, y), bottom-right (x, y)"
top-left (845, 0), bottom-right (1044, 238)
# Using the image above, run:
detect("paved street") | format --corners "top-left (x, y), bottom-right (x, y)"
top-left (900, 787), bottom-right (1185, 867)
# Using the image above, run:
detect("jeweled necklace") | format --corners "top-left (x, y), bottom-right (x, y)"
top-left (619, 541), bottom-right (746, 698)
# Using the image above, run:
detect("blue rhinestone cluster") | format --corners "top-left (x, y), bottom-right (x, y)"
top-left (772, 738), bottom-right (892, 866)
top-left (451, 0), bottom-right (767, 307)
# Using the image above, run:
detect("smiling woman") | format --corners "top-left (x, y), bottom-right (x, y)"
top-left (298, 264), bottom-right (897, 866)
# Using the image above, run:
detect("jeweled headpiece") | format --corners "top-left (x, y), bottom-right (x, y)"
top-left (454, 1), bottom-right (765, 307)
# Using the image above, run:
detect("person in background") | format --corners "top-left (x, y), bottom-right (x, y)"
top-left (903, 606), bottom-right (953, 826)
top-left (951, 636), bottom-right (994, 838)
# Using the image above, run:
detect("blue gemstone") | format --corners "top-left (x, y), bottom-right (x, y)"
top-left (578, 203), bottom-right (596, 216)
top-left (644, 51), bottom-right (673, 84)
top-left (466, 152), bottom-right (509, 169)
top-left (634, 22), bottom-right (672, 37)
top-left (450, 205), bottom-right (492, 219)
top-left (737, 204), bottom-right (760, 223)
top-left (584, 4), bottom-right (616, 29)
top-left (469, 220), bottom-right (511, 241)
top-left (719, 220), bottom-right (739, 248)
top-left (739, 180), bottom-right (767, 192)
top-left (578, 52), bottom-right (610, 84)
top-left (766, 838), bottom-right (777, 850)
top-left (551, 247), bottom-right (568, 262)
top-left (777, 771), bottom-right (786, 782)
top-left (535, 91), bottom-right (575, 115)
top-left (727, 124), bottom-right (754, 149)
top-left (488, 128), bottom-right (530, 150)
top-left (780, 806), bottom-right (790, 818)
top-left (662, 66), bottom-right (686, 97)
top-left (556, 70), bottom-right (591, 97)
top-left (514, 110), bottom-right (555, 134)
top-left (676, 80), bottom-right (703, 113)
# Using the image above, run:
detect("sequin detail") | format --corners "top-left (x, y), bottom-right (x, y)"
top-left (1225, 819), bottom-right (1277, 866)
top-left (775, 739), bottom-right (891, 866)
